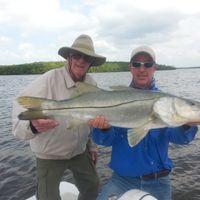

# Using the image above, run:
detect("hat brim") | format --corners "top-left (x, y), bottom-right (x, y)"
top-left (58, 47), bottom-right (106, 66)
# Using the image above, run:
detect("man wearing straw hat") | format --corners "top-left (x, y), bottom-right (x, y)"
top-left (12, 34), bottom-right (106, 200)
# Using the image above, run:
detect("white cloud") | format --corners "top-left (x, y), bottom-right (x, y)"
top-left (0, 36), bottom-right (12, 43)
top-left (0, 0), bottom-right (200, 67)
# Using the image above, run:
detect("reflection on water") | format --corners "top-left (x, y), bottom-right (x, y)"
top-left (0, 69), bottom-right (200, 200)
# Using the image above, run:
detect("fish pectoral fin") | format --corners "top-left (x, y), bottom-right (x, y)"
top-left (127, 128), bottom-right (149, 147)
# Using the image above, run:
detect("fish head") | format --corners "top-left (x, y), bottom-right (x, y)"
top-left (153, 96), bottom-right (200, 126)
top-left (173, 97), bottom-right (200, 123)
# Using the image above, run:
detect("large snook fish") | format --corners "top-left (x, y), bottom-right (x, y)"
top-left (17, 82), bottom-right (200, 147)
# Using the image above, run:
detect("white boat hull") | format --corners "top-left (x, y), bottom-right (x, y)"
top-left (27, 181), bottom-right (157, 200)
top-left (118, 189), bottom-right (157, 200)
top-left (27, 182), bottom-right (79, 200)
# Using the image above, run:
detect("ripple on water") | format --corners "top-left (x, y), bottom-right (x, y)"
top-left (1, 71), bottom-right (200, 200)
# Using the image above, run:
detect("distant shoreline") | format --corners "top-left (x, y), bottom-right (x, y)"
top-left (0, 61), bottom-right (178, 75)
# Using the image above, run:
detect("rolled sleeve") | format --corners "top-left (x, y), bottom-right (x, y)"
top-left (168, 125), bottom-right (198, 144)
top-left (92, 127), bottom-right (116, 146)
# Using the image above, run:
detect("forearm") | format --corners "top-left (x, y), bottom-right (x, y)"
top-left (92, 127), bottom-right (116, 146)
top-left (87, 137), bottom-right (98, 152)
top-left (12, 119), bottom-right (37, 140)
top-left (12, 101), bottom-right (37, 140)
top-left (12, 74), bottom-right (52, 139)
top-left (169, 125), bottom-right (198, 144)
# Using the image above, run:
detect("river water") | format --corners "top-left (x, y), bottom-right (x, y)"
top-left (0, 69), bottom-right (200, 200)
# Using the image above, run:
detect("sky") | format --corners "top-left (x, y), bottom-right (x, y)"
top-left (0, 0), bottom-right (200, 68)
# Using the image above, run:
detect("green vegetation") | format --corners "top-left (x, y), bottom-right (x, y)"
top-left (0, 61), bottom-right (175, 75)
top-left (0, 62), bottom-right (64, 75)
top-left (89, 62), bottom-right (175, 73)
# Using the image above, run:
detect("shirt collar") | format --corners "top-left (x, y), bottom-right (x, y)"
top-left (63, 63), bottom-right (76, 88)
top-left (129, 78), bottom-right (157, 90)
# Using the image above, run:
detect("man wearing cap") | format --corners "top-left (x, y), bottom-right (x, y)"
top-left (89, 46), bottom-right (198, 200)
top-left (12, 34), bottom-right (106, 200)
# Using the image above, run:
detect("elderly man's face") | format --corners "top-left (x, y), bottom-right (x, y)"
top-left (129, 53), bottom-right (156, 89)
top-left (68, 52), bottom-right (94, 82)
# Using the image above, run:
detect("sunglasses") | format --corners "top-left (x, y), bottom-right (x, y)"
top-left (131, 61), bottom-right (155, 68)
top-left (70, 52), bottom-right (94, 63)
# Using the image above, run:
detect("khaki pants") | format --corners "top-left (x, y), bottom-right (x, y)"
top-left (36, 150), bottom-right (99, 200)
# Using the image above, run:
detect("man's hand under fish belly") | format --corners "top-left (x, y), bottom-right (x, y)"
top-left (31, 119), bottom-right (59, 133)
top-left (88, 115), bottom-right (111, 129)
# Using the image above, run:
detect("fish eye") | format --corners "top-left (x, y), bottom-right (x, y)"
top-left (188, 101), bottom-right (195, 106)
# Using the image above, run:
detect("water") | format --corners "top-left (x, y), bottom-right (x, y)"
top-left (0, 69), bottom-right (200, 200)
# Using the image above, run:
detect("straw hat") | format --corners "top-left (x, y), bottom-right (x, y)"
top-left (58, 34), bottom-right (106, 66)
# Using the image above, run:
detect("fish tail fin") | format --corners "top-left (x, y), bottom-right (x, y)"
top-left (18, 110), bottom-right (49, 120)
top-left (127, 128), bottom-right (148, 147)
top-left (17, 96), bottom-right (52, 110)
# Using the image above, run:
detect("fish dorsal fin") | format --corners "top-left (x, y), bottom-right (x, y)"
top-left (72, 82), bottom-right (102, 98)
top-left (109, 85), bottom-right (132, 91)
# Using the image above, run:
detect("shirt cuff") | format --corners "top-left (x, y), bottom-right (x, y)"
top-left (181, 125), bottom-right (192, 130)
top-left (29, 121), bottom-right (39, 134)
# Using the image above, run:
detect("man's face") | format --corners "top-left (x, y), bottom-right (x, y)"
top-left (129, 53), bottom-right (156, 88)
top-left (69, 52), bottom-right (94, 82)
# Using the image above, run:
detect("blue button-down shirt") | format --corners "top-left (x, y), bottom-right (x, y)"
top-left (92, 83), bottom-right (198, 177)
top-left (92, 125), bottom-right (198, 177)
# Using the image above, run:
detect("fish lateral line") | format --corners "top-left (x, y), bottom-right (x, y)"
top-left (26, 97), bottom-right (158, 111)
